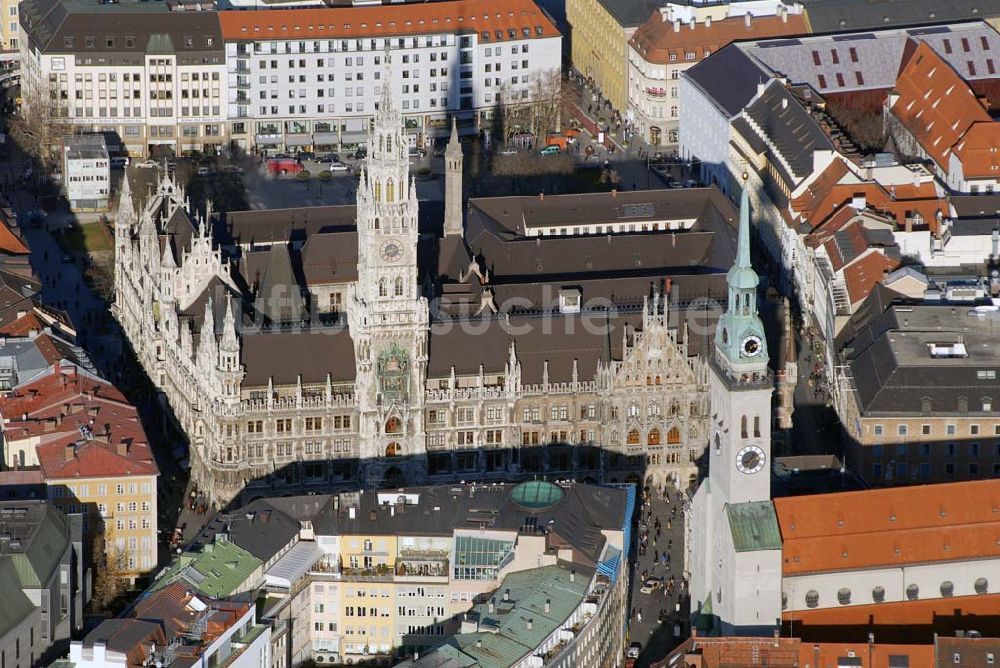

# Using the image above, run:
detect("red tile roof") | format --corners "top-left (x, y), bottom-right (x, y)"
top-left (630, 12), bottom-right (808, 66)
top-left (891, 41), bottom-right (991, 172)
top-left (775, 479), bottom-right (1000, 575)
top-left (842, 251), bottom-right (900, 307)
top-left (0, 365), bottom-right (157, 479)
top-left (800, 642), bottom-right (934, 668)
top-left (219, 0), bottom-right (559, 42)
top-left (952, 121), bottom-right (1000, 179)
top-left (0, 216), bottom-right (28, 256)
top-left (656, 636), bottom-right (803, 668)
top-left (0, 311), bottom-right (49, 337)
top-left (784, 593), bottom-right (1000, 628)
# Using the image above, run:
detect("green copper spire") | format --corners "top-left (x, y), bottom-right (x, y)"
top-left (715, 175), bottom-right (768, 371)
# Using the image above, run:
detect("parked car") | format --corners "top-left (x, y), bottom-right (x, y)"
top-left (320, 153), bottom-right (340, 164)
top-left (329, 161), bottom-right (349, 172)
top-left (354, 148), bottom-right (367, 160)
top-left (221, 165), bottom-right (244, 175)
top-left (297, 151), bottom-right (317, 162)
top-left (267, 157), bottom-right (304, 175)
top-left (539, 145), bottom-right (561, 156)
top-left (196, 166), bottom-right (212, 176)
top-left (109, 156), bottom-right (130, 168)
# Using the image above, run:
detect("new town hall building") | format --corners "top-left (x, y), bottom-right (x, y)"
top-left (113, 64), bottom-right (745, 505)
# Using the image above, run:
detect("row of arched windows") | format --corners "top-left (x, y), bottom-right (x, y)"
top-left (378, 277), bottom-right (405, 297)
top-left (627, 427), bottom-right (682, 446)
top-left (373, 179), bottom-right (396, 203)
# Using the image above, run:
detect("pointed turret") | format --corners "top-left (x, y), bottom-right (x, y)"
top-left (198, 296), bottom-right (217, 371)
top-left (444, 117), bottom-right (464, 237)
top-left (117, 170), bottom-right (136, 226)
top-left (221, 298), bottom-right (239, 353)
top-left (715, 174), bottom-right (768, 374)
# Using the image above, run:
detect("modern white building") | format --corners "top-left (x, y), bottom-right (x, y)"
top-left (218, 0), bottom-right (562, 153)
top-left (19, 0), bottom-right (228, 157)
top-left (62, 134), bottom-right (109, 211)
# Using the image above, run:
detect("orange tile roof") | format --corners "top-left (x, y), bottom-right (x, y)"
top-left (775, 479), bottom-right (1000, 575)
top-left (952, 121), bottom-right (1000, 179)
top-left (219, 0), bottom-right (559, 42)
top-left (630, 12), bottom-right (808, 65)
top-left (783, 593), bottom-right (1000, 627)
top-left (799, 642), bottom-right (934, 668)
top-left (0, 311), bottom-right (48, 337)
top-left (891, 41), bottom-right (991, 172)
top-left (843, 251), bottom-right (900, 307)
top-left (0, 215), bottom-right (28, 255)
top-left (657, 636), bottom-right (803, 668)
top-left (0, 365), bottom-right (158, 479)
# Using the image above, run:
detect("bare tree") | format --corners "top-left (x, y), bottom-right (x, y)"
top-left (9, 81), bottom-right (65, 173)
top-left (489, 68), bottom-right (564, 149)
top-left (90, 527), bottom-right (129, 612)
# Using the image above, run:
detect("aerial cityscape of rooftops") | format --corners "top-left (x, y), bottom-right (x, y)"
top-left (0, 0), bottom-right (999, 665)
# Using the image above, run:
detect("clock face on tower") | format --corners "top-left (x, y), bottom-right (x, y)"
top-left (736, 445), bottom-right (766, 475)
top-left (741, 335), bottom-right (763, 358)
top-left (380, 240), bottom-right (402, 262)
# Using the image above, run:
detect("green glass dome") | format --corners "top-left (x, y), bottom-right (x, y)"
top-left (510, 481), bottom-right (565, 510)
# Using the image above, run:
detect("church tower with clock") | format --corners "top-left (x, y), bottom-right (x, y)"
top-left (688, 175), bottom-right (782, 635)
top-left (347, 52), bottom-right (430, 485)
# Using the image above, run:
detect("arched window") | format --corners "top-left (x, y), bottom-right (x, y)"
top-left (667, 427), bottom-right (681, 445)
top-left (741, 415), bottom-right (748, 438)
top-left (394, 276), bottom-right (404, 296)
top-left (837, 588), bottom-right (851, 605)
top-left (669, 400), bottom-right (680, 416)
top-left (872, 586), bottom-right (885, 603)
top-left (627, 429), bottom-right (640, 445)
top-left (655, 375), bottom-right (662, 385)
top-left (374, 181), bottom-right (382, 202)
top-left (647, 429), bottom-right (661, 446)
top-left (906, 584), bottom-right (919, 600)
top-left (805, 590), bottom-right (819, 608)
top-left (374, 217), bottom-right (380, 230)
top-left (385, 417), bottom-right (402, 434)
top-left (754, 415), bottom-right (761, 438)
top-left (646, 375), bottom-right (652, 386)
top-left (386, 442), bottom-right (401, 457)
top-left (378, 279), bottom-right (387, 297)
top-left (387, 179), bottom-right (395, 202)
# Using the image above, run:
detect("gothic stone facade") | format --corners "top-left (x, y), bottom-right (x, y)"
top-left (113, 78), bottom-right (739, 506)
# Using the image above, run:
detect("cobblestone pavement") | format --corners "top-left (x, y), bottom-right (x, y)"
top-left (626, 485), bottom-right (691, 667)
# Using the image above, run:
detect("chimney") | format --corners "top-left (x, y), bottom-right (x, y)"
top-left (488, 599), bottom-right (496, 613)
top-left (476, 639), bottom-right (482, 648)
top-left (705, 15), bottom-right (711, 28)
top-left (745, 12), bottom-right (752, 28)
top-left (544, 599), bottom-right (551, 613)
top-left (526, 618), bottom-right (533, 631)
top-left (64, 443), bottom-right (75, 461)
top-left (611, 189), bottom-right (617, 197)
top-left (503, 589), bottom-right (510, 601)
top-left (570, 570), bottom-right (576, 583)
top-left (773, 628), bottom-right (780, 647)
top-left (905, 216), bottom-right (913, 233)
top-left (689, 17), bottom-right (695, 30)
top-left (781, 98), bottom-right (788, 110)
top-left (781, 4), bottom-right (788, 22)
top-left (673, 18), bottom-right (680, 32)
top-left (539, 192), bottom-right (544, 201)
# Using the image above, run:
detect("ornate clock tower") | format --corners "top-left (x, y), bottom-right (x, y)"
top-left (688, 175), bottom-right (781, 635)
top-left (347, 52), bottom-right (429, 485)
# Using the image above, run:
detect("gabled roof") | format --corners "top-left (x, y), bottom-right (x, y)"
top-left (0, 501), bottom-right (69, 589)
top-left (890, 41), bottom-right (991, 172)
top-left (775, 479), bottom-right (1000, 574)
top-left (0, 559), bottom-right (36, 638)
top-left (684, 44), bottom-right (772, 118)
top-left (951, 121), bottom-right (1000, 179)
top-left (149, 539), bottom-right (262, 599)
top-left (800, 0), bottom-right (1000, 34)
top-left (218, 0), bottom-right (560, 41)
top-left (630, 12), bottom-right (808, 67)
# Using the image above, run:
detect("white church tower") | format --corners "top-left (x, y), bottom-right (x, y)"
top-left (689, 176), bottom-right (782, 635)
top-left (346, 51), bottom-right (430, 486)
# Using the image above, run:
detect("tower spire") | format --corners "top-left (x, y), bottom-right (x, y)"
top-left (443, 117), bottom-right (464, 237)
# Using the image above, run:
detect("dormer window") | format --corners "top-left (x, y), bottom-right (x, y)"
top-left (558, 288), bottom-right (581, 314)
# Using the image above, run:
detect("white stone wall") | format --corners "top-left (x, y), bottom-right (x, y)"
top-left (783, 557), bottom-right (1000, 612)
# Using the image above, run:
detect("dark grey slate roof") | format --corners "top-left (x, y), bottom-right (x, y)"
top-left (683, 44), bottom-right (772, 117)
top-left (254, 243), bottom-right (306, 324)
top-left (596, 0), bottom-right (665, 29)
top-left (738, 81), bottom-right (834, 184)
top-left (800, 0), bottom-right (1000, 35)
top-left (241, 327), bottom-right (356, 386)
top-left (305, 481), bottom-right (628, 567)
top-left (20, 0), bottom-right (223, 65)
top-left (950, 194), bottom-right (1000, 220)
top-left (841, 303), bottom-right (1000, 416)
top-left (193, 498), bottom-right (300, 563)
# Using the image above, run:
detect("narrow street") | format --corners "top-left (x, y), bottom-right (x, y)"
top-left (627, 484), bottom-right (690, 667)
